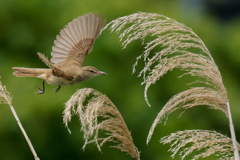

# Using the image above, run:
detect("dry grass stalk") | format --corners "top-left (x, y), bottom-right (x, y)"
top-left (0, 78), bottom-right (40, 160)
top-left (160, 130), bottom-right (240, 160)
top-left (63, 88), bottom-right (140, 160)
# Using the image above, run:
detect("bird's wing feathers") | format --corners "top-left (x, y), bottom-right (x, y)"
top-left (50, 13), bottom-right (106, 66)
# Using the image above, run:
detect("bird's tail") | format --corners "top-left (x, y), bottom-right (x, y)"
top-left (12, 67), bottom-right (49, 77)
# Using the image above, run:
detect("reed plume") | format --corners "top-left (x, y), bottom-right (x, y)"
top-left (0, 78), bottom-right (12, 105)
top-left (104, 12), bottom-right (227, 107)
top-left (104, 12), bottom-right (239, 159)
top-left (160, 130), bottom-right (240, 160)
top-left (63, 88), bottom-right (140, 160)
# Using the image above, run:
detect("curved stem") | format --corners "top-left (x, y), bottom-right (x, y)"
top-left (8, 104), bottom-right (40, 160)
top-left (227, 101), bottom-right (239, 160)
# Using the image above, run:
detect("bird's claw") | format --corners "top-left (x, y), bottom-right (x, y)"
top-left (35, 85), bottom-right (44, 94)
top-left (35, 81), bottom-right (45, 94)
top-left (53, 86), bottom-right (61, 93)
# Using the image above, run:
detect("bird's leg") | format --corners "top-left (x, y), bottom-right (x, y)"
top-left (53, 86), bottom-right (61, 93)
top-left (35, 80), bottom-right (45, 94)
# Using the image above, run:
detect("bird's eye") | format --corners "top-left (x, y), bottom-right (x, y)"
top-left (89, 70), bottom-right (95, 73)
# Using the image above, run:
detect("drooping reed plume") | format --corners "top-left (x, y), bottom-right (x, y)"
top-left (63, 88), bottom-right (140, 160)
top-left (104, 12), bottom-right (239, 159)
top-left (0, 79), bottom-right (40, 160)
top-left (160, 130), bottom-right (240, 160)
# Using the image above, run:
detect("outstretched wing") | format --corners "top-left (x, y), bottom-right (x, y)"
top-left (50, 13), bottom-right (106, 66)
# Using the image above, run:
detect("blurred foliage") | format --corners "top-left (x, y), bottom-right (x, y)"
top-left (0, 0), bottom-right (240, 160)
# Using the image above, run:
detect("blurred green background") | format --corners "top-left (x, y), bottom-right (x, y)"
top-left (0, 0), bottom-right (240, 159)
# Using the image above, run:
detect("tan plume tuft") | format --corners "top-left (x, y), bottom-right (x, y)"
top-left (63, 88), bottom-right (140, 160)
top-left (0, 78), bottom-right (12, 105)
top-left (147, 87), bottom-right (228, 144)
top-left (160, 130), bottom-right (240, 160)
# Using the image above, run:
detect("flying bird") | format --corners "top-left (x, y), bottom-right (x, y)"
top-left (13, 13), bottom-right (107, 94)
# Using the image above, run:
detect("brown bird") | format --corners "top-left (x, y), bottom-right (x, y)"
top-left (12, 13), bottom-right (107, 94)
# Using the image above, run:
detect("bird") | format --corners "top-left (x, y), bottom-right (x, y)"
top-left (12, 13), bottom-right (107, 94)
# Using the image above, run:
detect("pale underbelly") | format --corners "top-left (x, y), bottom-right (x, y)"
top-left (37, 74), bottom-right (83, 86)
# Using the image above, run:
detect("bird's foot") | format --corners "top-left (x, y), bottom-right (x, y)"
top-left (53, 86), bottom-right (61, 93)
top-left (35, 85), bottom-right (45, 94)
top-left (35, 81), bottom-right (45, 94)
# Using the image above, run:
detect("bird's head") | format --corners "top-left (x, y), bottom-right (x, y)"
top-left (80, 66), bottom-right (107, 81)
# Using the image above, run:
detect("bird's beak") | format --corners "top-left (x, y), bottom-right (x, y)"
top-left (98, 71), bottom-right (107, 75)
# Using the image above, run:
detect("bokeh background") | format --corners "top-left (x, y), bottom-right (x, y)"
top-left (0, 0), bottom-right (240, 159)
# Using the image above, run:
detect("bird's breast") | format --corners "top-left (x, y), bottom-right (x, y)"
top-left (50, 75), bottom-right (85, 86)
top-left (36, 67), bottom-right (86, 86)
